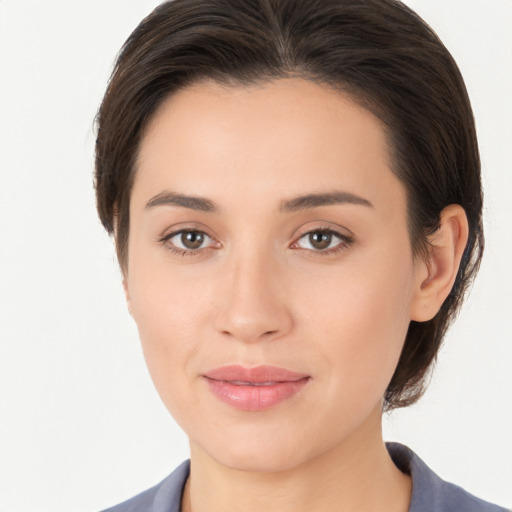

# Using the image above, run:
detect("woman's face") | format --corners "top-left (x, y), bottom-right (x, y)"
top-left (125, 78), bottom-right (426, 472)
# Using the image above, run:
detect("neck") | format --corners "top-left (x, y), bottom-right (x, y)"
top-left (182, 405), bottom-right (411, 512)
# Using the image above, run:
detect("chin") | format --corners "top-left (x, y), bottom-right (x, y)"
top-left (214, 445), bottom-right (309, 474)
top-left (191, 421), bottom-right (322, 474)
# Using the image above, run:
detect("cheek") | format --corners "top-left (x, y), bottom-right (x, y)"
top-left (126, 256), bottom-right (212, 402)
top-left (128, 228), bottom-right (212, 339)
top-left (130, 274), bottom-right (197, 344)
top-left (296, 252), bottom-right (414, 399)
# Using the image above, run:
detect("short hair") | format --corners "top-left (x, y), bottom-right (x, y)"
top-left (95, 0), bottom-right (483, 410)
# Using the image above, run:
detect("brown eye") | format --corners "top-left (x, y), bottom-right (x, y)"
top-left (164, 229), bottom-right (215, 252)
top-left (294, 229), bottom-right (349, 252)
top-left (181, 231), bottom-right (205, 249)
top-left (308, 231), bottom-right (332, 250)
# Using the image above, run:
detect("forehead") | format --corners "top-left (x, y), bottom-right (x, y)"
top-left (134, 78), bottom-right (404, 215)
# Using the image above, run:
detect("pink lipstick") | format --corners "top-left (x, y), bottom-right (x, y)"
top-left (203, 365), bottom-right (310, 411)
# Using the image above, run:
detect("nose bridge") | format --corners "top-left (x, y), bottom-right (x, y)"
top-left (214, 243), bottom-right (292, 342)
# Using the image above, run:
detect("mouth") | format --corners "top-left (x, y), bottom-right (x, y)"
top-left (202, 365), bottom-right (310, 411)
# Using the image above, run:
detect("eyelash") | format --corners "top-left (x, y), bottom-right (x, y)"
top-left (158, 229), bottom-right (217, 257)
top-left (158, 228), bottom-right (353, 257)
top-left (291, 228), bottom-right (353, 255)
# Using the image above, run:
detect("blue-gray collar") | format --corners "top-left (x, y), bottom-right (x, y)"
top-left (102, 442), bottom-right (509, 512)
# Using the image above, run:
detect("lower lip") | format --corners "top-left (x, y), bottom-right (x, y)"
top-left (205, 377), bottom-right (309, 411)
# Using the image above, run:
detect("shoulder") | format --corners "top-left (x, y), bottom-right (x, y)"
top-left (387, 442), bottom-right (509, 512)
top-left (100, 460), bottom-right (190, 512)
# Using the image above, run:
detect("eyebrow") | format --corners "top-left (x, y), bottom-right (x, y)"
top-left (145, 192), bottom-right (217, 212)
top-left (145, 190), bottom-right (373, 213)
top-left (280, 191), bottom-right (373, 212)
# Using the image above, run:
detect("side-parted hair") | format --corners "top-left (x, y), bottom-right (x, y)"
top-left (95, 0), bottom-right (483, 409)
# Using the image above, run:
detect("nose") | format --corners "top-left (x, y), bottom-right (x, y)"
top-left (213, 252), bottom-right (293, 343)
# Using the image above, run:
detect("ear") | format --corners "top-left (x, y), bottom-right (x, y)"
top-left (410, 204), bottom-right (469, 322)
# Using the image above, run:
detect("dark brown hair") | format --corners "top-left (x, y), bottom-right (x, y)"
top-left (95, 0), bottom-right (483, 409)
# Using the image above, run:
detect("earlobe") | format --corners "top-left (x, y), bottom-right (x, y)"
top-left (410, 204), bottom-right (469, 322)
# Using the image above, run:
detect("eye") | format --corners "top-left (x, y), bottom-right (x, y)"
top-left (161, 229), bottom-right (217, 253)
top-left (293, 229), bottom-right (350, 252)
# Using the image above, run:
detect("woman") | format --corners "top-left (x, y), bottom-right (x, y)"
top-left (94, 0), bottom-right (508, 511)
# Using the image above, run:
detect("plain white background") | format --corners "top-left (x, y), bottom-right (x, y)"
top-left (0, 1), bottom-right (510, 511)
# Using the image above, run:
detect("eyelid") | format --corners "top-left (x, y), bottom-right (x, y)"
top-left (289, 224), bottom-right (354, 253)
top-left (158, 224), bottom-right (221, 255)
top-left (156, 222), bottom-right (353, 256)
top-left (290, 222), bottom-right (353, 242)
top-left (158, 221), bottom-right (218, 241)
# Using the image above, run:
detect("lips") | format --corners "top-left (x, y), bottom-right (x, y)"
top-left (203, 365), bottom-right (310, 411)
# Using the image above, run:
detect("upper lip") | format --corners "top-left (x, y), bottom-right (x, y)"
top-left (203, 365), bottom-right (309, 383)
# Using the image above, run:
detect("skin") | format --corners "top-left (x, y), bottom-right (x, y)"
top-left (124, 78), bottom-right (468, 512)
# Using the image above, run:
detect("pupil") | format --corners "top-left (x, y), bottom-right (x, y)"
top-left (310, 232), bottom-right (331, 250)
top-left (182, 231), bottom-right (204, 249)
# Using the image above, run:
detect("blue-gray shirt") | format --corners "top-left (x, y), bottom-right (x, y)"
top-left (101, 443), bottom-right (509, 512)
